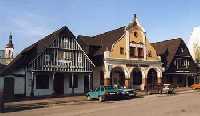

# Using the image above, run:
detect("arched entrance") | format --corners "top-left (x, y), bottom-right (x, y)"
top-left (110, 67), bottom-right (125, 87)
top-left (131, 68), bottom-right (142, 89)
top-left (147, 68), bottom-right (158, 86)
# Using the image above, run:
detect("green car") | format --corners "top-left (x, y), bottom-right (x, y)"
top-left (86, 86), bottom-right (119, 102)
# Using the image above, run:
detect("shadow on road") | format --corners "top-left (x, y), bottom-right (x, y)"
top-left (2, 100), bottom-right (87, 113)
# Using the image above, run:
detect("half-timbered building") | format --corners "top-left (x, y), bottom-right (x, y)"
top-left (152, 38), bottom-right (198, 87)
top-left (0, 26), bottom-right (94, 98)
top-left (78, 15), bottom-right (163, 90)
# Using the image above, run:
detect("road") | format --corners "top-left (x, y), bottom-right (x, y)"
top-left (2, 91), bottom-right (200, 116)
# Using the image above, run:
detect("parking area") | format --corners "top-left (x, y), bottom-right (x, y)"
top-left (1, 88), bottom-right (198, 116)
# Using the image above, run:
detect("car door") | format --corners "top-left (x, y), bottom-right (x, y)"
top-left (92, 87), bottom-right (100, 98)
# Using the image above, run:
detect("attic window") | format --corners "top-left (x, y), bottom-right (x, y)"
top-left (181, 48), bottom-right (184, 53)
top-left (134, 32), bottom-right (138, 38)
top-left (120, 47), bottom-right (124, 55)
top-left (148, 50), bottom-right (152, 57)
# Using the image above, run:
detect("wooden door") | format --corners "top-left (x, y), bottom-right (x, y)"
top-left (4, 78), bottom-right (14, 98)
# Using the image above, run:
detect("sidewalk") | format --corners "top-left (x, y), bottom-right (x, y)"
top-left (4, 96), bottom-right (87, 113)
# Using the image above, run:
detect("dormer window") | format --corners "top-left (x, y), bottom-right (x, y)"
top-left (134, 32), bottom-right (138, 38)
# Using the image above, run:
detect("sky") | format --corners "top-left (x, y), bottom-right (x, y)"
top-left (0, 0), bottom-right (200, 54)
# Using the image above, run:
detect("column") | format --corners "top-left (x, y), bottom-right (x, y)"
top-left (52, 72), bottom-right (55, 95)
top-left (30, 72), bottom-right (34, 97)
top-left (142, 77), bottom-right (146, 91)
top-left (157, 77), bottom-right (162, 84)
top-left (186, 76), bottom-right (188, 87)
top-left (125, 78), bottom-right (130, 88)
top-left (71, 73), bottom-right (74, 95)
top-left (104, 78), bottom-right (110, 86)
top-left (88, 74), bottom-right (91, 90)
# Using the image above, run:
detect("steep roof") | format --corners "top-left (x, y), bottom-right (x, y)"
top-left (0, 63), bottom-right (6, 72)
top-left (78, 26), bottom-right (125, 55)
top-left (1, 26), bottom-right (75, 75)
top-left (151, 38), bottom-right (182, 66)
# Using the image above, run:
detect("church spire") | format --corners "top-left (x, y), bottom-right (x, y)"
top-left (6, 32), bottom-right (14, 48)
top-left (131, 14), bottom-right (146, 32)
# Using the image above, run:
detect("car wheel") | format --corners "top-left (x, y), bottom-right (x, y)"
top-left (87, 96), bottom-right (91, 101)
top-left (99, 96), bottom-right (104, 102)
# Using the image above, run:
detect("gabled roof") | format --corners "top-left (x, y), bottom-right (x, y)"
top-left (78, 26), bottom-right (125, 56)
top-left (1, 26), bottom-right (75, 75)
top-left (151, 38), bottom-right (183, 66)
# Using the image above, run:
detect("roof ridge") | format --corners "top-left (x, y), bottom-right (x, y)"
top-left (92, 26), bottom-right (125, 38)
top-left (152, 38), bottom-right (183, 44)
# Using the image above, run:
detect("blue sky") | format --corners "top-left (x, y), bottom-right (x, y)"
top-left (0, 0), bottom-right (200, 54)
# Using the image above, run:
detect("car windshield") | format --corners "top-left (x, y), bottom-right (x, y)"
top-left (104, 86), bottom-right (114, 90)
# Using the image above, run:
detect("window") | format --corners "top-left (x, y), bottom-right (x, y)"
top-left (64, 38), bottom-right (69, 48)
top-left (120, 47), bottom-right (124, 55)
top-left (134, 32), bottom-right (138, 38)
top-left (45, 55), bottom-right (51, 62)
top-left (130, 47), bottom-right (136, 58)
top-left (148, 50), bottom-right (152, 57)
top-left (36, 74), bottom-right (49, 89)
top-left (138, 48), bottom-right (144, 58)
top-left (58, 51), bottom-right (64, 61)
top-left (175, 58), bottom-right (189, 69)
top-left (69, 74), bottom-right (78, 88)
top-left (181, 48), bottom-right (184, 53)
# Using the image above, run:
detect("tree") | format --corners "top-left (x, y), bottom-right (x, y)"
top-left (193, 41), bottom-right (200, 63)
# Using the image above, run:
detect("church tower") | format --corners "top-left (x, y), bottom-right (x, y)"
top-left (5, 32), bottom-right (14, 59)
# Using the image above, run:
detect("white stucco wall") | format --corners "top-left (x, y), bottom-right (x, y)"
top-left (14, 77), bottom-right (25, 95)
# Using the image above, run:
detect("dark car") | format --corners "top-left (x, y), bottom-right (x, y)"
top-left (118, 87), bottom-right (137, 98)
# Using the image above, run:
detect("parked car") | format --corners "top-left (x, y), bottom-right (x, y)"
top-left (161, 84), bottom-right (176, 94)
top-left (118, 87), bottom-right (137, 98)
top-left (86, 86), bottom-right (119, 102)
top-left (191, 83), bottom-right (200, 90)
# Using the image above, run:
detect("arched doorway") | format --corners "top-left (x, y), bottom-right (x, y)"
top-left (131, 68), bottom-right (142, 89)
top-left (147, 68), bottom-right (158, 86)
top-left (110, 67), bottom-right (125, 87)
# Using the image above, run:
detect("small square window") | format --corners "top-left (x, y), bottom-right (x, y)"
top-left (134, 32), bottom-right (138, 38)
top-left (120, 47), bottom-right (124, 55)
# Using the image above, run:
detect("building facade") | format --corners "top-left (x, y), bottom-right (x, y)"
top-left (0, 33), bottom-right (14, 65)
top-left (152, 38), bottom-right (198, 87)
top-left (78, 15), bottom-right (163, 90)
top-left (0, 27), bottom-right (94, 98)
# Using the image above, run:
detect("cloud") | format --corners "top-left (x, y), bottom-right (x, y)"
top-left (188, 26), bottom-right (200, 60)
